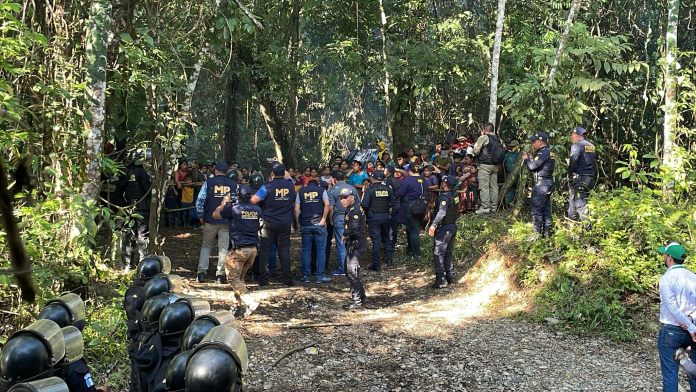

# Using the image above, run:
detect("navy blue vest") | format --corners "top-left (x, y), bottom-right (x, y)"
top-left (261, 178), bottom-right (296, 225)
top-left (203, 175), bottom-right (237, 224)
top-left (298, 183), bottom-right (325, 226)
top-left (229, 203), bottom-right (261, 247)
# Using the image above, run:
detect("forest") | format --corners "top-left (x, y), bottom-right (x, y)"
top-left (0, 0), bottom-right (695, 390)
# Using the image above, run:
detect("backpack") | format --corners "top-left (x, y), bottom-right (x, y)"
top-left (487, 135), bottom-right (506, 164)
top-left (409, 177), bottom-right (428, 215)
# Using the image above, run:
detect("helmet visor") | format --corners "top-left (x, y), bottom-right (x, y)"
top-left (177, 298), bottom-right (211, 319)
top-left (60, 326), bottom-right (84, 364)
top-left (23, 320), bottom-right (65, 366)
top-left (206, 310), bottom-right (236, 327)
top-left (167, 274), bottom-right (184, 293)
top-left (198, 325), bottom-right (248, 373)
top-left (7, 377), bottom-right (69, 392)
top-left (56, 293), bottom-right (85, 323)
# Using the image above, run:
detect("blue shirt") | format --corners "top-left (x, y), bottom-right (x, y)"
top-left (348, 171), bottom-right (368, 187)
top-left (329, 181), bottom-right (359, 216)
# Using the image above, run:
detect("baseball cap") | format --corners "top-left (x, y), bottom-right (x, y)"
top-left (370, 171), bottom-right (385, 180)
top-left (571, 127), bottom-right (586, 136)
top-left (528, 131), bottom-right (549, 143)
top-left (272, 164), bottom-right (286, 176)
top-left (338, 188), bottom-right (354, 198)
top-left (386, 164), bottom-right (395, 174)
top-left (214, 161), bottom-right (228, 172)
top-left (658, 242), bottom-right (688, 260)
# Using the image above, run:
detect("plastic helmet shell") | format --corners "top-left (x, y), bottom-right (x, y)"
top-left (238, 186), bottom-right (253, 202)
top-left (164, 350), bottom-right (191, 392)
top-left (195, 325), bottom-right (248, 374)
top-left (181, 310), bottom-right (235, 351)
top-left (7, 377), bottom-right (69, 392)
top-left (41, 293), bottom-right (85, 327)
top-left (141, 293), bottom-right (180, 330)
top-left (226, 170), bottom-right (239, 182)
top-left (249, 173), bottom-right (264, 190)
top-left (36, 303), bottom-right (71, 328)
top-left (0, 334), bottom-right (52, 384)
top-left (184, 347), bottom-right (241, 392)
top-left (143, 274), bottom-right (183, 300)
top-left (159, 299), bottom-right (210, 337)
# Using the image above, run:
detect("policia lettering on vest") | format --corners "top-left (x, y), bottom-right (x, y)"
top-left (360, 171), bottom-right (395, 271)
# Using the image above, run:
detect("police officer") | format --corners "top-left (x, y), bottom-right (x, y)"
top-left (251, 164), bottom-right (296, 286)
top-left (567, 126), bottom-right (596, 222)
top-left (395, 165), bottom-right (427, 258)
top-left (184, 325), bottom-right (248, 392)
top-left (360, 171), bottom-right (394, 270)
top-left (427, 176), bottom-right (459, 288)
top-left (328, 171), bottom-right (359, 276)
top-left (121, 152), bottom-right (151, 270)
top-left (339, 188), bottom-right (367, 311)
top-left (214, 186), bottom-right (262, 316)
top-left (523, 132), bottom-right (555, 238)
top-left (247, 173), bottom-right (267, 283)
top-left (294, 178), bottom-right (331, 283)
top-left (194, 161), bottom-right (237, 284)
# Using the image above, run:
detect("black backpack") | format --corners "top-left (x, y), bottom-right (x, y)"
top-left (487, 135), bottom-right (506, 164)
top-left (409, 177), bottom-right (428, 215)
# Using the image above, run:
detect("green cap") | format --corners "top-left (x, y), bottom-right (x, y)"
top-left (658, 242), bottom-right (688, 260)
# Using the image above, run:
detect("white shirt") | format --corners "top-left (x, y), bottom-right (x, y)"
top-left (659, 264), bottom-right (696, 333)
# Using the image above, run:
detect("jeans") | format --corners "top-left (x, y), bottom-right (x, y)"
top-left (658, 324), bottom-right (696, 392)
top-left (368, 214), bottom-right (393, 268)
top-left (225, 246), bottom-right (257, 295)
top-left (259, 222), bottom-right (292, 283)
top-left (333, 214), bottom-right (347, 272)
top-left (478, 163), bottom-right (499, 211)
top-left (403, 203), bottom-right (423, 257)
top-left (198, 223), bottom-right (229, 275)
top-left (301, 225), bottom-right (328, 277)
top-left (433, 224), bottom-right (456, 283)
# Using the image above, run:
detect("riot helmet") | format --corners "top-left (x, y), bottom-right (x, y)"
top-left (159, 298), bottom-right (210, 337)
top-left (248, 173), bottom-right (264, 190)
top-left (185, 348), bottom-right (241, 392)
top-left (136, 255), bottom-right (172, 280)
top-left (181, 310), bottom-right (236, 351)
top-left (38, 293), bottom-right (85, 328)
top-left (60, 326), bottom-right (84, 365)
top-left (7, 377), bottom-right (69, 392)
top-left (164, 350), bottom-right (191, 392)
top-left (226, 170), bottom-right (239, 182)
top-left (191, 324), bottom-right (248, 373)
top-left (143, 274), bottom-right (183, 300)
top-left (0, 320), bottom-right (65, 384)
top-left (238, 186), bottom-right (253, 203)
top-left (141, 293), bottom-right (180, 330)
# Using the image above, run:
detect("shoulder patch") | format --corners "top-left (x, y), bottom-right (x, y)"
top-left (584, 145), bottom-right (596, 153)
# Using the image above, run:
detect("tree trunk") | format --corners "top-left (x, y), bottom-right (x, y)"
top-left (82, 0), bottom-right (112, 201)
top-left (487, 0), bottom-right (506, 125)
top-left (284, 0), bottom-right (302, 166)
top-left (378, 0), bottom-right (393, 151)
top-left (224, 70), bottom-right (241, 161)
top-left (545, 0), bottom-right (582, 88)
top-left (390, 80), bottom-right (416, 156)
top-left (662, 0), bottom-right (681, 188)
top-left (258, 98), bottom-right (295, 167)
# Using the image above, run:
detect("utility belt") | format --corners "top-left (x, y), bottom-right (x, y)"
top-left (570, 174), bottom-right (594, 192)
top-left (367, 210), bottom-right (390, 220)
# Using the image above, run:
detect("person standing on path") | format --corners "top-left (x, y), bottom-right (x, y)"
top-left (328, 171), bottom-right (359, 276)
top-left (360, 171), bottom-right (394, 271)
top-left (339, 187), bottom-right (367, 311)
top-left (656, 242), bottom-right (696, 392)
top-left (213, 186), bottom-right (261, 317)
top-left (567, 126), bottom-right (597, 223)
top-left (295, 178), bottom-right (332, 283)
top-left (428, 176), bottom-right (459, 289)
top-left (195, 161), bottom-right (236, 284)
top-left (473, 122), bottom-right (504, 214)
top-left (523, 132), bottom-right (555, 238)
top-left (251, 163), bottom-right (296, 286)
top-left (395, 165), bottom-right (426, 258)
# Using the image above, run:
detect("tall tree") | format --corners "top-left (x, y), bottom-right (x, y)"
top-left (545, 0), bottom-right (582, 88)
top-left (662, 0), bottom-right (681, 180)
top-left (378, 0), bottom-right (392, 150)
top-left (487, 0), bottom-right (506, 125)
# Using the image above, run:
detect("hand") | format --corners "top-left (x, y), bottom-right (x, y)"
top-left (428, 226), bottom-right (436, 237)
top-left (222, 194), bottom-right (231, 204)
top-left (318, 218), bottom-right (326, 226)
top-left (522, 152), bottom-right (529, 160)
top-left (199, 218), bottom-right (204, 225)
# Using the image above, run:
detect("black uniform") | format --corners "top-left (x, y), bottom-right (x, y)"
top-left (62, 359), bottom-right (97, 392)
top-left (525, 145), bottom-right (555, 237)
top-left (122, 163), bottom-right (151, 268)
top-left (344, 202), bottom-right (367, 305)
top-left (124, 279), bottom-right (147, 392)
top-left (360, 181), bottom-right (395, 269)
top-left (431, 190), bottom-right (459, 284)
top-left (567, 138), bottom-right (596, 222)
top-left (257, 178), bottom-right (296, 285)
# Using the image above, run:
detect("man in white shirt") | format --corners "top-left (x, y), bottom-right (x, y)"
top-left (657, 241), bottom-right (696, 392)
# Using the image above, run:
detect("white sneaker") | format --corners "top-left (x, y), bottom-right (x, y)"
top-left (475, 208), bottom-right (490, 215)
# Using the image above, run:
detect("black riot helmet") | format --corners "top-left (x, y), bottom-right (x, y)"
top-left (136, 255), bottom-right (172, 281)
top-left (143, 274), bottom-right (183, 300)
top-left (38, 293), bottom-right (86, 329)
top-left (0, 320), bottom-right (65, 385)
top-left (248, 173), bottom-right (264, 190)
top-left (181, 310), bottom-right (236, 351)
top-left (238, 186), bottom-right (253, 203)
top-left (141, 293), bottom-right (180, 331)
top-left (7, 377), bottom-right (69, 392)
top-left (185, 348), bottom-right (241, 392)
top-left (226, 169), bottom-right (239, 182)
top-left (164, 350), bottom-right (191, 392)
top-left (158, 298), bottom-right (210, 337)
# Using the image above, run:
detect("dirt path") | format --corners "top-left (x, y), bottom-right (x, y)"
top-left (162, 227), bottom-right (671, 391)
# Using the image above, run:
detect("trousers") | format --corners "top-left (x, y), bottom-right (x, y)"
top-left (345, 239), bottom-right (367, 305)
top-left (258, 222), bottom-right (292, 283)
top-left (433, 223), bottom-right (456, 283)
top-left (225, 246), bottom-right (257, 296)
top-left (478, 164), bottom-right (499, 211)
top-left (531, 180), bottom-right (554, 237)
top-left (368, 214), bottom-right (393, 268)
top-left (197, 223), bottom-right (229, 275)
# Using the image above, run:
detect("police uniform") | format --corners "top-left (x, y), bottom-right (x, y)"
top-left (431, 177), bottom-right (459, 286)
top-left (525, 132), bottom-right (555, 237)
top-left (342, 188), bottom-right (367, 308)
top-left (121, 161), bottom-right (151, 269)
top-left (296, 181), bottom-right (330, 282)
top-left (255, 165), bottom-right (296, 285)
top-left (360, 172), bottom-right (394, 270)
top-left (220, 191), bottom-right (262, 308)
top-left (567, 127), bottom-right (596, 222)
top-left (195, 162), bottom-right (238, 282)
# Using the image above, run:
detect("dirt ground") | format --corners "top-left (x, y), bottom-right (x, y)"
top-left (161, 227), bottom-right (675, 391)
